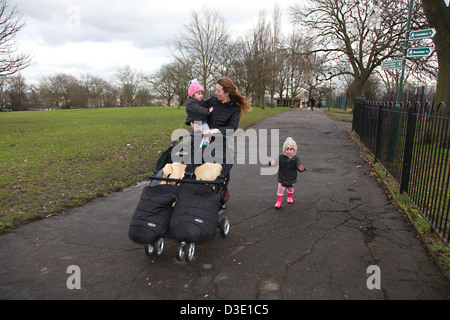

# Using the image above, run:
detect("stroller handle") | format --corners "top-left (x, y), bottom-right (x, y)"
top-left (171, 131), bottom-right (219, 144)
top-left (148, 174), bottom-right (226, 186)
top-left (171, 134), bottom-right (190, 143)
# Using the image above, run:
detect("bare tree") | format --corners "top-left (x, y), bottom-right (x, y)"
top-left (266, 5), bottom-right (284, 107)
top-left (232, 10), bottom-right (276, 106)
top-left (284, 30), bottom-right (311, 106)
top-left (168, 61), bottom-right (192, 106)
top-left (249, 11), bottom-right (273, 107)
top-left (80, 73), bottom-right (112, 108)
top-left (115, 66), bottom-right (144, 107)
top-left (271, 48), bottom-right (290, 106)
top-left (215, 40), bottom-right (241, 90)
top-left (39, 73), bottom-right (80, 109)
top-left (0, 0), bottom-right (30, 76)
top-left (169, 8), bottom-right (228, 91)
top-left (28, 84), bottom-right (41, 109)
top-left (6, 73), bottom-right (27, 110)
top-left (228, 39), bottom-right (253, 99)
top-left (290, 0), bottom-right (422, 102)
top-left (149, 61), bottom-right (191, 107)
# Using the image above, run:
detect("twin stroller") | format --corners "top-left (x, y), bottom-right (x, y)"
top-left (128, 134), bottom-right (232, 262)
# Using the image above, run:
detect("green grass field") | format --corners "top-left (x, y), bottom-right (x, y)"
top-left (323, 108), bottom-right (353, 122)
top-left (0, 106), bottom-right (289, 232)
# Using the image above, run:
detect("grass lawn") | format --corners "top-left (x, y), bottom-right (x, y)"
top-left (324, 108), bottom-right (353, 122)
top-left (0, 106), bottom-right (289, 232)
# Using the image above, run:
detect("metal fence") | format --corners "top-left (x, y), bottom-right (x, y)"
top-left (353, 98), bottom-right (449, 246)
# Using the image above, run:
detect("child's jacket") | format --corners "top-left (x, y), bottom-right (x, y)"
top-left (277, 154), bottom-right (302, 185)
top-left (185, 97), bottom-right (210, 125)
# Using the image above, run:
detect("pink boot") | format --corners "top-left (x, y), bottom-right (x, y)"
top-left (274, 194), bottom-right (283, 208)
top-left (287, 191), bottom-right (294, 204)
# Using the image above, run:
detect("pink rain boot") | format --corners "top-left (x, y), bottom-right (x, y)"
top-left (287, 191), bottom-right (294, 204)
top-left (274, 194), bottom-right (283, 208)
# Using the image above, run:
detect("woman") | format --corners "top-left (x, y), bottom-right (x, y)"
top-left (203, 77), bottom-right (251, 201)
top-left (204, 76), bottom-right (251, 136)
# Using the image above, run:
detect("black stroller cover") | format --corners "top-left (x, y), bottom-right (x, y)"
top-left (128, 184), bottom-right (179, 244)
top-left (169, 183), bottom-right (221, 242)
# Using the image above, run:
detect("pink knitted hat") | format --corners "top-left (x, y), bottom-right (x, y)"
top-left (188, 81), bottom-right (204, 97)
top-left (283, 137), bottom-right (298, 158)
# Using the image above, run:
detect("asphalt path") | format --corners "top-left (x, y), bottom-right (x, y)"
top-left (1, 108), bottom-right (449, 300)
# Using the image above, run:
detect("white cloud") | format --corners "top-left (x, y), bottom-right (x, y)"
top-left (13, 0), bottom-right (300, 84)
top-left (22, 39), bottom-right (172, 84)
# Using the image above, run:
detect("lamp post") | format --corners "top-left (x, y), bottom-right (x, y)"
top-left (327, 72), bottom-right (332, 111)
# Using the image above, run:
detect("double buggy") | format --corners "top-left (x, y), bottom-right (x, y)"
top-left (128, 134), bottom-right (232, 262)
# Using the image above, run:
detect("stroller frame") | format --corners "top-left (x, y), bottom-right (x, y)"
top-left (141, 134), bottom-right (231, 262)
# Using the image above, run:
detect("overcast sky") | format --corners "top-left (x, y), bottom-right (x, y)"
top-left (13, 0), bottom-right (302, 85)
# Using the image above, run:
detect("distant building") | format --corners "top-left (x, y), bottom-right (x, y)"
top-left (274, 97), bottom-right (302, 108)
top-left (273, 88), bottom-right (309, 108)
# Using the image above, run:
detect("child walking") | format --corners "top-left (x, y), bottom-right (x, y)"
top-left (185, 80), bottom-right (213, 147)
top-left (269, 137), bottom-right (305, 208)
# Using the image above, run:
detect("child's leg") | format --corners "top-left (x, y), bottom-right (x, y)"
top-left (201, 122), bottom-right (211, 144)
top-left (274, 183), bottom-right (285, 208)
top-left (277, 183), bottom-right (286, 196)
top-left (200, 122), bottom-right (211, 147)
top-left (287, 186), bottom-right (294, 203)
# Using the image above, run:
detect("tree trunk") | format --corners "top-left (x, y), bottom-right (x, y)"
top-left (422, 0), bottom-right (450, 113)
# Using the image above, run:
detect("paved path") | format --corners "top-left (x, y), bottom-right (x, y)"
top-left (1, 108), bottom-right (449, 300)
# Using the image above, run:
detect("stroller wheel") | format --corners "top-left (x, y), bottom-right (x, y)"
top-left (144, 243), bottom-right (154, 256)
top-left (219, 217), bottom-right (230, 237)
top-left (184, 242), bottom-right (195, 262)
top-left (155, 238), bottom-right (164, 256)
top-left (145, 238), bottom-right (164, 257)
top-left (176, 243), bottom-right (185, 261)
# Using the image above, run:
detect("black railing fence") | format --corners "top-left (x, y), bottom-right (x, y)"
top-left (353, 98), bottom-right (449, 246)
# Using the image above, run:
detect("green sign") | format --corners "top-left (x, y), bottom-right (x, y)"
top-left (407, 47), bottom-right (432, 57)
top-left (409, 28), bottom-right (436, 40)
top-left (381, 60), bottom-right (403, 70)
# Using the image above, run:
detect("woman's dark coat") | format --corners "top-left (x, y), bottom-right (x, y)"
top-left (205, 96), bottom-right (240, 135)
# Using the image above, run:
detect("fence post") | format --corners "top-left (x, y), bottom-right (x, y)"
top-left (400, 102), bottom-right (417, 194)
top-left (374, 102), bottom-right (384, 162)
top-left (352, 98), bottom-right (364, 134)
top-left (359, 98), bottom-right (366, 141)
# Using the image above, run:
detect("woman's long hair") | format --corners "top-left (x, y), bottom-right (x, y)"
top-left (217, 76), bottom-right (251, 118)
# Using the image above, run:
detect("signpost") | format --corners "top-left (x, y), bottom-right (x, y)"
top-left (394, 3), bottom-right (436, 108)
top-left (381, 60), bottom-right (403, 70)
top-left (395, 0), bottom-right (414, 108)
top-left (409, 28), bottom-right (436, 40)
top-left (407, 47), bottom-right (433, 57)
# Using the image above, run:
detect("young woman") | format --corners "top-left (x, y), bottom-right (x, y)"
top-left (203, 77), bottom-right (251, 201)
top-left (204, 76), bottom-right (251, 136)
